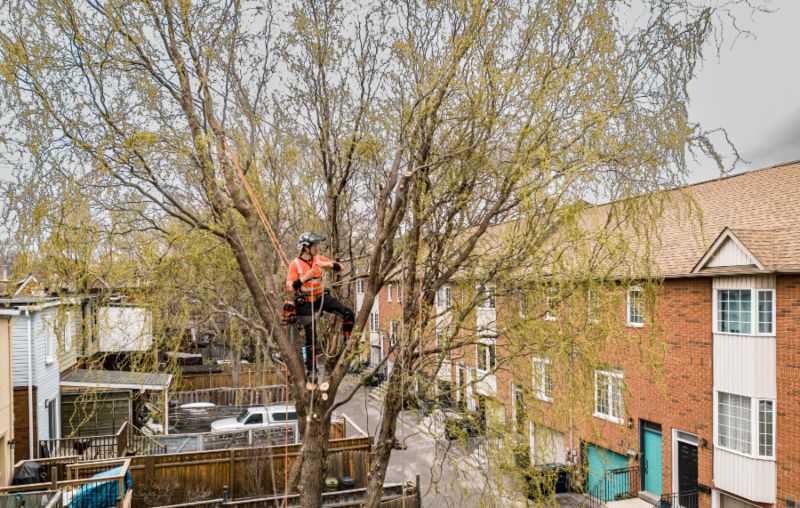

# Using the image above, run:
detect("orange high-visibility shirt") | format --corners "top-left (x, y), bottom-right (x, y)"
top-left (285, 255), bottom-right (336, 301)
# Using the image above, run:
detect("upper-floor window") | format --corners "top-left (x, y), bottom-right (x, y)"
top-left (716, 288), bottom-right (774, 336)
top-left (46, 325), bottom-right (57, 363)
top-left (717, 391), bottom-right (774, 459)
top-left (594, 370), bottom-right (624, 424)
top-left (627, 286), bottom-right (644, 327)
top-left (477, 286), bottom-right (496, 309)
top-left (437, 285), bottom-right (452, 309)
top-left (476, 341), bottom-right (496, 371)
top-left (389, 320), bottom-right (399, 346)
top-left (370, 310), bottom-right (379, 331)
top-left (545, 288), bottom-right (557, 321)
top-left (532, 357), bottom-right (553, 402)
top-left (512, 385), bottom-right (525, 435)
top-left (356, 279), bottom-right (365, 295)
top-left (387, 283), bottom-right (393, 302)
top-left (587, 289), bottom-right (599, 324)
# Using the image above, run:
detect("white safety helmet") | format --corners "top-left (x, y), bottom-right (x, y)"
top-left (297, 232), bottom-right (325, 250)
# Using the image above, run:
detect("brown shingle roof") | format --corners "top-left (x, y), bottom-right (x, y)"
top-left (636, 160), bottom-right (800, 276)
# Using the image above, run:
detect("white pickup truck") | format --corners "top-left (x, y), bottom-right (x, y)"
top-left (210, 403), bottom-right (297, 432)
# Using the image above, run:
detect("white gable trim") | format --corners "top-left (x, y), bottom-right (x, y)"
top-left (692, 228), bottom-right (765, 274)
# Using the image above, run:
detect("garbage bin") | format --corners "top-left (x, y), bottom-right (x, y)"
top-left (324, 477), bottom-right (339, 492)
top-left (339, 477), bottom-right (356, 490)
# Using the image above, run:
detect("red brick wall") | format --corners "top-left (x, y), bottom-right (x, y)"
top-left (776, 275), bottom-right (800, 504)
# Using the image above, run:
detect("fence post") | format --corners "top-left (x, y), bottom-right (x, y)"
top-left (50, 466), bottom-right (57, 490)
top-left (415, 473), bottom-right (421, 508)
top-left (228, 449), bottom-right (236, 499)
top-left (117, 421), bottom-right (128, 457)
top-left (222, 485), bottom-right (228, 507)
top-left (117, 473), bottom-right (125, 508)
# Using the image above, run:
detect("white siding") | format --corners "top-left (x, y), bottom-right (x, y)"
top-left (707, 239), bottom-right (757, 268)
top-left (712, 275), bottom-right (775, 290)
top-left (713, 447), bottom-right (776, 503)
top-left (713, 335), bottom-right (776, 398)
top-left (34, 308), bottom-right (62, 441)
top-left (11, 314), bottom-right (32, 387)
top-left (98, 306), bottom-right (153, 352)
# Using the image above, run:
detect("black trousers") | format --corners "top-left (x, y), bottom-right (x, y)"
top-left (297, 295), bottom-right (355, 372)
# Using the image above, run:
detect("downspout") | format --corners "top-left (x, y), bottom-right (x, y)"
top-left (26, 309), bottom-right (33, 459)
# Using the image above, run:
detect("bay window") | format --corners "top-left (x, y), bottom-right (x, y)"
top-left (715, 288), bottom-right (774, 335)
top-left (716, 391), bottom-right (775, 459)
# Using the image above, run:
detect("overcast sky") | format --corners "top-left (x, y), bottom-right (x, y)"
top-left (0, 1), bottom-right (797, 186)
top-left (687, 0), bottom-right (800, 182)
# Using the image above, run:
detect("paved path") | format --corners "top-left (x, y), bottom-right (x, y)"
top-left (335, 378), bottom-right (584, 507)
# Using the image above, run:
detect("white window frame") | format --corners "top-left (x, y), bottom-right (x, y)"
top-left (356, 279), bottom-right (365, 295)
top-left (477, 285), bottom-right (496, 309)
top-left (587, 289), bottom-right (598, 324)
top-left (370, 311), bottom-right (379, 331)
top-left (545, 289), bottom-right (557, 321)
top-left (594, 370), bottom-right (624, 424)
top-left (713, 288), bottom-right (775, 336)
top-left (627, 286), bottom-right (644, 327)
top-left (64, 310), bottom-right (73, 352)
top-left (437, 285), bottom-right (452, 309)
top-left (532, 357), bottom-right (553, 402)
top-left (476, 340), bottom-right (496, 372)
top-left (511, 384), bottom-right (525, 435)
top-left (45, 316), bottom-right (56, 364)
top-left (714, 390), bottom-right (775, 460)
top-left (387, 283), bottom-right (393, 302)
top-left (389, 320), bottom-right (398, 346)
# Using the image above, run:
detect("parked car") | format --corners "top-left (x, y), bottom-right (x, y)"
top-left (210, 403), bottom-right (297, 432)
top-left (523, 463), bottom-right (574, 498)
top-left (443, 410), bottom-right (484, 440)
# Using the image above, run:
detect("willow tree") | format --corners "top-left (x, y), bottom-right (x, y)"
top-left (0, 0), bottom-right (759, 505)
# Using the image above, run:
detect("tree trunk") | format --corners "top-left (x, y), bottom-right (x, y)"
top-left (363, 364), bottom-right (404, 508)
top-left (297, 410), bottom-right (332, 508)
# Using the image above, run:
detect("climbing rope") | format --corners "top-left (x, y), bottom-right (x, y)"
top-left (222, 137), bottom-right (290, 268)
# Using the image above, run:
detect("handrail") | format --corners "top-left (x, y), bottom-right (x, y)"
top-left (656, 491), bottom-right (698, 508)
top-left (586, 465), bottom-right (639, 506)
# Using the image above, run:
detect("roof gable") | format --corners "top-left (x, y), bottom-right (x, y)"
top-left (692, 228), bottom-right (769, 274)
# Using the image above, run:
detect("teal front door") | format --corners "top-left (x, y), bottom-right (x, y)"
top-left (587, 444), bottom-right (629, 501)
top-left (642, 425), bottom-right (663, 495)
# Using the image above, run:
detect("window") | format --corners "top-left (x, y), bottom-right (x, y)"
top-left (717, 392), bottom-right (775, 458)
top-left (716, 289), bottom-right (775, 335)
top-left (271, 411), bottom-right (297, 422)
top-left (545, 288), bottom-right (557, 321)
top-left (594, 370), bottom-right (624, 423)
top-left (587, 289), bottom-right (599, 324)
top-left (717, 290), bottom-right (752, 334)
top-left (437, 285), bottom-right (451, 308)
top-left (627, 287), bottom-right (643, 327)
top-left (356, 279), bottom-right (365, 295)
top-left (64, 311), bottom-right (72, 352)
top-left (478, 286), bottom-right (496, 309)
top-left (387, 283), bottom-right (393, 302)
top-left (390, 321), bottom-right (399, 346)
top-left (718, 392), bottom-right (751, 454)
top-left (246, 413), bottom-right (263, 425)
top-left (370, 311), bottom-right (379, 331)
top-left (532, 357), bottom-right (553, 402)
top-left (477, 342), bottom-right (496, 371)
top-left (757, 290), bottom-right (774, 334)
top-left (45, 323), bottom-right (56, 363)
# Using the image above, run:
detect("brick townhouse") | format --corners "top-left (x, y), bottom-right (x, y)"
top-left (363, 161), bottom-right (800, 507)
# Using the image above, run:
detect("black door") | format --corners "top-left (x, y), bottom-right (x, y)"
top-left (678, 441), bottom-right (698, 492)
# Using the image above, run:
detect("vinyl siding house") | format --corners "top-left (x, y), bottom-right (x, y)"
top-left (5, 297), bottom-right (81, 460)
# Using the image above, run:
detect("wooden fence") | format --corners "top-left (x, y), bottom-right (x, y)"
top-left (122, 435), bottom-right (372, 507)
top-left (177, 366), bottom-right (281, 391)
top-left (0, 459), bottom-right (132, 508)
top-left (170, 386), bottom-right (288, 407)
top-left (155, 482), bottom-right (419, 508)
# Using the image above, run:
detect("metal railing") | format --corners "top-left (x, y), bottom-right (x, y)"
top-left (656, 491), bottom-right (698, 508)
top-left (38, 421), bottom-right (166, 460)
top-left (587, 466), bottom-right (639, 507)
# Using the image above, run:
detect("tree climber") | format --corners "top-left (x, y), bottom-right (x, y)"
top-left (285, 232), bottom-right (355, 379)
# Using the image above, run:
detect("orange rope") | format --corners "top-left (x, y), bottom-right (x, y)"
top-left (222, 137), bottom-right (290, 268)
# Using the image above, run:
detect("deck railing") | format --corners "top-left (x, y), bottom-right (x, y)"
top-left (38, 421), bottom-right (166, 460)
top-left (0, 459), bottom-right (131, 508)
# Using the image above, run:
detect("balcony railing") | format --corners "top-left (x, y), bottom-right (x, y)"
top-left (656, 491), bottom-right (698, 508)
top-left (587, 466), bottom-right (640, 508)
top-left (38, 421), bottom-right (166, 460)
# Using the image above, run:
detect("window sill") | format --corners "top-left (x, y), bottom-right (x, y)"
top-left (626, 322), bottom-right (644, 328)
top-left (714, 330), bottom-right (775, 337)
top-left (593, 412), bottom-right (624, 424)
top-left (535, 395), bottom-right (553, 403)
top-left (544, 316), bottom-right (557, 322)
top-left (715, 443), bottom-right (775, 462)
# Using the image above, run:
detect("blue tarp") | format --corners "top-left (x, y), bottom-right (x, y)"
top-left (69, 466), bottom-right (133, 508)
